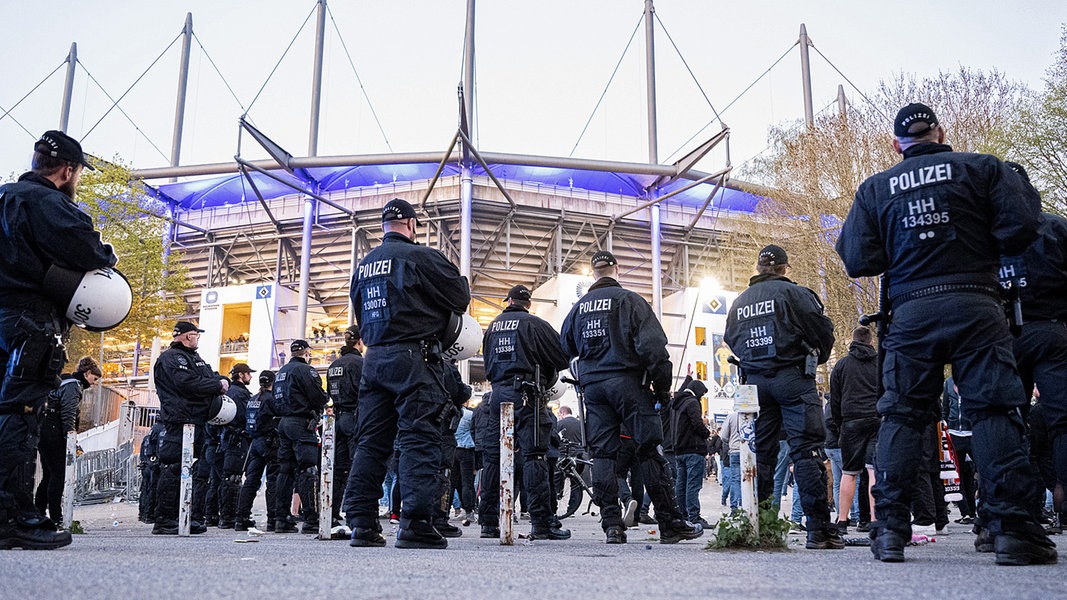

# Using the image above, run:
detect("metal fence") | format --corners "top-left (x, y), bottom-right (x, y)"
top-left (73, 393), bottom-right (160, 505)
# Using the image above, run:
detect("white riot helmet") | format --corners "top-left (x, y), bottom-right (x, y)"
top-left (545, 375), bottom-right (568, 403)
top-left (43, 264), bottom-right (133, 332)
top-left (440, 312), bottom-right (481, 362)
top-left (207, 395), bottom-right (237, 426)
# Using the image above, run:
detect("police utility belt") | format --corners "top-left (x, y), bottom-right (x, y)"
top-left (890, 282), bottom-right (999, 307)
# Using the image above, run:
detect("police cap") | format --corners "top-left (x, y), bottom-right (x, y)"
top-left (259, 370), bottom-right (276, 387)
top-left (173, 321), bottom-right (205, 336)
top-left (382, 198), bottom-right (419, 224)
top-left (34, 130), bottom-right (96, 171)
top-left (757, 244), bottom-right (788, 267)
top-left (894, 103), bottom-right (939, 138)
top-left (291, 339), bottom-right (311, 352)
top-left (590, 251), bottom-right (617, 269)
top-left (506, 285), bottom-right (532, 303)
top-left (230, 363), bottom-right (255, 375)
top-left (344, 325), bottom-right (361, 344)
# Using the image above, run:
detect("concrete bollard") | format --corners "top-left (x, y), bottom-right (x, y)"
top-left (500, 401), bottom-right (514, 546)
top-left (734, 384), bottom-right (760, 537)
top-left (178, 423), bottom-right (195, 537)
top-left (61, 434), bottom-right (76, 530)
top-left (319, 411), bottom-right (335, 540)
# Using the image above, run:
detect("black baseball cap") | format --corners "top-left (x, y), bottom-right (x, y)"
top-left (894, 103), bottom-right (939, 138)
top-left (758, 244), bottom-right (788, 266)
top-left (590, 251), bottom-right (617, 269)
top-left (343, 325), bottom-right (361, 344)
top-left (259, 370), bottom-right (276, 386)
top-left (291, 339), bottom-right (311, 352)
top-left (173, 321), bottom-right (205, 336)
top-left (230, 363), bottom-right (255, 375)
top-left (34, 130), bottom-right (95, 171)
top-left (382, 198), bottom-right (418, 223)
top-left (506, 285), bottom-right (532, 302)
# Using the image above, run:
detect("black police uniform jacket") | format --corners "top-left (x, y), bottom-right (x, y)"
top-left (724, 274), bottom-right (834, 373)
top-left (153, 342), bottom-right (224, 425)
top-left (0, 172), bottom-right (117, 307)
top-left (44, 372), bottom-right (88, 434)
top-left (670, 391), bottom-right (709, 455)
top-left (999, 212), bottom-right (1067, 322)
top-left (483, 305), bottom-right (569, 390)
top-left (560, 277), bottom-right (672, 395)
top-left (223, 380), bottom-right (252, 439)
top-left (327, 346), bottom-right (363, 412)
top-left (835, 142), bottom-right (1039, 298)
top-left (245, 389), bottom-right (278, 439)
top-left (828, 341), bottom-right (879, 427)
top-left (273, 357), bottom-right (327, 418)
top-left (352, 231), bottom-right (470, 346)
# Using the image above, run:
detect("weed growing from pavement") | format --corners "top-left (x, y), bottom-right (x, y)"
top-left (70, 521), bottom-right (85, 534)
top-left (706, 502), bottom-right (790, 550)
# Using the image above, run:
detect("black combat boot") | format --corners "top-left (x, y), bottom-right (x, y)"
top-left (605, 526), bottom-right (627, 544)
top-left (350, 527), bottom-right (387, 547)
top-left (869, 524), bottom-right (907, 562)
top-left (529, 524), bottom-right (571, 540)
top-left (396, 520), bottom-right (448, 549)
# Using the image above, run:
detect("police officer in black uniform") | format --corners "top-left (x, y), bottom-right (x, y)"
top-left (482, 284), bottom-right (571, 540)
top-left (35, 356), bottom-right (101, 526)
top-left (273, 339), bottom-right (328, 534)
top-left (152, 321), bottom-right (230, 535)
top-left (561, 251), bottom-right (702, 545)
top-left (217, 363), bottom-right (254, 528)
top-left (724, 244), bottom-right (839, 549)
top-left (138, 421), bottom-right (165, 524)
top-left (0, 131), bottom-right (116, 550)
top-left (327, 325), bottom-right (364, 527)
top-left (235, 370), bottom-right (278, 531)
top-left (998, 162), bottom-right (1067, 533)
top-left (432, 361), bottom-right (470, 538)
top-left (344, 198), bottom-right (470, 549)
top-left (836, 103), bottom-right (1055, 565)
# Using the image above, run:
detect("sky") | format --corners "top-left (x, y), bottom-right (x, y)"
top-left (1, 0), bottom-right (1064, 183)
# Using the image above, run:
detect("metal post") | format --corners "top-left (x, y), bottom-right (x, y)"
top-left (308, 0), bottom-right (327, 156)
top-left (170, 13), bottom-right (193, 177)
top-left (59, 43), bottom-right (77, 131)
top-left (799, 24), bottom-right (814, 130)
top-left (178, 423), bottom-right (195, 537)
top-left (297, 197), bottom-right (314, 337)
top-left (644, 0), bottom-right (663, 319)
top-left (61, 434), bottom-right (76, 530)
top-left (837, 84), bottom-right (847, 122)
top-left (348, 226), bottom-right (358, 326)
top-left (319, 410), bottom-right (335, 540)
top-left (499, 401), bottom-right (514, 545)
top-left (651, 204), bottom-right (662, 318)
top-left (462, 0), bottom-right (476, 138)
top-left (735, 384), bottom-right (760, 536)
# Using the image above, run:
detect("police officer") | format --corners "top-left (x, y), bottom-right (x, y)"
top-left (482, 284), bottom-right (571, 540)
top-left (34, 356), bottom-right (101, 526)
top-left (343, 198), bottom-right (470, 549)
top-left (273, 339), bottom-right (328, 534)
top-left (217, 363), bottom-right (254, 528)
top-left (152, 321), bottom-right (230, 535)
top-left (235, 370), bottom-right (278, 531)
top-left (724, 244), bottom-right (839, 549)
top-left (836, 103), bottom-right (1055, 564)
top-left (432, 361), bottom-right (470, 538)
top-left (998, 162), bottom-right (1067, 534)
top-left (560, 251), bottom-right (702, 545)
top-left (138, 421), bottom-right (165, 524)
top-left (327, 326), bottom-right (363, 527)
top-left (0, 131), bottom-right (116, 550)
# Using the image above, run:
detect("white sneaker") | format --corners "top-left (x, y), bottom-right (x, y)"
top-left (935, 526), bottom-right (949, 537)
top-left (912, 524), bottom-right (936, 536)
top-left (623, 499), bottom-right (638, 528)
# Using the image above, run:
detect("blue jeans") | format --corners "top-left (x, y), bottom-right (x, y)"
top-left (727, 452), bottom-right (742, 509)
top-left (675, 453), bottom-right (705, 521)
top-left (772, 440), bottom-right (790, 509)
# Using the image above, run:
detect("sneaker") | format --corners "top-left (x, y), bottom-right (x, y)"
top-left (1045, 515), bottom-right (1062, 535)
top-left (350, 527), bottom-right (387, 547)
top-left (623, 500), bottom-right (638, 528)
top-left (789, 520), bottom-right (806, 533)
top-left (994, 533), bottom-right (1058, 566)
top-left (234, 519), bottom-right (256, 532)
top-left (694, 517), bottom-right (712, 529)
top-left (660, 520), bottom-right (704, 544)
top-left (606, 525), bottom-right (627, 544)
top-left (453, 508), bottom-right (462, 518)
top-left (637, 513), bottom-right (657, 525)
top-left (529, 525), bottom-right (571, 540)
top-left (954, 515), bottom-right (975, 525)
top-left (152, 520), bottom-right (179, 535)
top-left (274, 520), bottom-right (298, 533)
top-left (434, 520), bottom-right (463, 538)
top-left (935, 526), bottom-right (950, 537)
top-left (396, 522), bottom-right (448, 549)
top-left (461, 510), bottom-right (473, 527)
top-left (0, 524), bottom-right (73, 550)
top-left (389, 513), bottom-right (400, 525)
top-left (835, 520), bottom-right (849, 536)
top-left (480, 525), bottom-right (500, 538)
top-left (519, 512), bottom-right (530, 521)
top-left (911, 524), bottom-right (936, 537)
top-left (300, 521), bottom-right (320, 534)
top-left (870, 528), bottom-right (907, 563)
top-left (806, 526), bottom-right (846, 550)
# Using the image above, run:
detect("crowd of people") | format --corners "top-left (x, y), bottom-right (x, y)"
top-left (2, 98), bottom-right (1064, 569)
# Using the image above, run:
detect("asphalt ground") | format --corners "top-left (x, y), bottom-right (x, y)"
top-left (3, 474), bottom-right (1063, 599)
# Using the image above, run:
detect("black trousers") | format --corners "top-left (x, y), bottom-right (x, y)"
top-left (275, 416), bottom-right (320, 525)
top-left (33, 426), bottom-right (67, 522)
top-left (155, 423), bottom-right (205, 524)
top-left (236, 435), bottom-right (278, 525)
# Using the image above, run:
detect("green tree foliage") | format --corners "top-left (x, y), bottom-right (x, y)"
top-left (64, 159), bottom-right (189, 374)
top-left (1005, 26), bottom-right (1067, 216)
top-left (740, 68), bottom-right (1026, 356)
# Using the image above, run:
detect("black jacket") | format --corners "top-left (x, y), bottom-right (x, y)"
top-left (273, 357), bottom-right (327, 418)
top-left (829, 341), bottom-right (879, 428)
top-left (327, 346), bottom-right (363, 412)
top-left (352, 232), bottom-right (470, 347)
top-left (0, 172), bottom-right (117, 307)
top-left (560, 277), bottom-right (672, 395)
top-left (44, 371), bottom-right (89, 433)
top-left (999, 212), bottom-right (1067, 322)
top-left (245, 388), bottom-right (278, 439)
top-left (223, 380), bottom-right (252, 437)
top-left (483, 305), bottom-right (569, 389)
top-left (724, 274), bottom-right (835, 372)
top-left (472, 391), bottom-right (493, 453)
top-left (670, 391), bottom-right (709, 455)
top-left (154, 342), bottom-right (225, 425)
top-left (837, 143), bottom-right (1039, 301)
